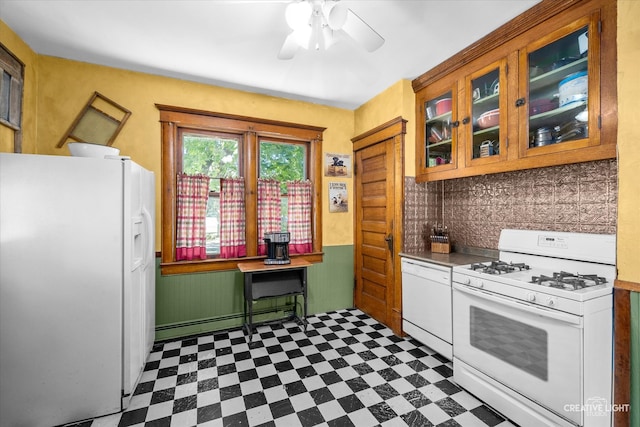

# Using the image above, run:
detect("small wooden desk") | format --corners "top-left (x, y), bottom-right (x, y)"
top-left (238, 258), bottom-right (310, 342)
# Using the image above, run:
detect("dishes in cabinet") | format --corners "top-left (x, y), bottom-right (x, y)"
top-left (556, 120), bottom-right (587, 143)
top-left (435, 98), bottom-right (452, 115)
top-left (559, 71), bottom-right (587, 107)
top-left (428, 126), bottom-right (443, 143)
top-left (477, 109), bottom-right (500, 129)
top-left (529, 97), bottom-right (559, 115)
top-left (531, 127), bottom-right (555, 147)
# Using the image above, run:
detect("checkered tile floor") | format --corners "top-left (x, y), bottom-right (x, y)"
top-left (67, 309), bottom-right (517, 427)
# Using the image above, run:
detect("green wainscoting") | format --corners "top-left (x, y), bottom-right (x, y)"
top-left (632, 292), bottom-right (639, 426)
top-left (155, 245), bottom-right (354, 341)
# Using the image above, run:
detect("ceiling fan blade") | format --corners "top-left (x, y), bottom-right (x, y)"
top-left (342, 8), bottom-right (384, 52)
top-left (326, 1), bottom-right (347, 30)
top-left (278, 31), bottom-right (300, 60)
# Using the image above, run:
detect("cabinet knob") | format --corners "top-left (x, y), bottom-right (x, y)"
top-left (462, 117), bottom-right (470, 125)
top-left (515, 98), bottom-right (526, 107)
top-left (451, 120), bottom-right (460, 128)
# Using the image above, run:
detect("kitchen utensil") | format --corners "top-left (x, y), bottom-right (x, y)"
top-left (559, 71), bottom-right (587, 107)
top-left (435, 98), bottom-right (452, 115)
top-left (479, 140), bottom-right (495, 157)
top-left (575, 108), bottom-right (588, 122)
top-left (486, 78), bottom-right (499, 96)
top-left (477, 109), bottom-right (499, 129)
top-left (429, 126), bottom-right (443, 142)
top-left (529, 98), bottom-right (558, 115)
top-left (550, 57), bottom-right (580, 70)
top-left (532, 126), bottom-right (555, 147)
top-left (426, 105), bottom-right (436, 119)
top-left (556, 120), bottom-right (587, 142)
top-left (578, 31), bottom-right (588, 56)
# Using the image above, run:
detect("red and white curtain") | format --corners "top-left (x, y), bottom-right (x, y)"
top-left (257, 179), bottom-right (282, 255)
top-left (176, 173), bottom-right (210, 261)
top-left (219, 178), bottom-right (247, 258)
top-left (287, 180), bottom-right (313, 254)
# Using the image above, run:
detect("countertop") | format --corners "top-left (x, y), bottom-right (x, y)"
top-left (399, 247), bottom-right (498, 268)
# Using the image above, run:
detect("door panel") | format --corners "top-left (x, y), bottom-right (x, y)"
top-left (354, 140), bottom-right (395, 328)
top-left (352, 117), bottom-right (406, 335)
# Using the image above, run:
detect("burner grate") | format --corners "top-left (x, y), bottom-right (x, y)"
top-left (530, 272), bottom-right (607, 290)
top-left (470, 260), bottom-right (530, 275)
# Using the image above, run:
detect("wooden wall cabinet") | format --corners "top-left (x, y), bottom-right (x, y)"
top-left (413, 0), bottom-right (616, 182)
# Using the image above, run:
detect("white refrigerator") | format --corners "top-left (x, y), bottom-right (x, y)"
top-left (0, 153), bottom-right (156, 427)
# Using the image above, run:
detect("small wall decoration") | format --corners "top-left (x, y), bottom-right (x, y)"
top-left (329, 182), bottom-right (348, 213)
top-left (324, 153), bottom-right (352, 177)
top-left (57, 91), bottom-right (131, 148)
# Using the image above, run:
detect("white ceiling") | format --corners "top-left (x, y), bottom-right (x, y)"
top-left (0, 0), bottom-right (540, 110)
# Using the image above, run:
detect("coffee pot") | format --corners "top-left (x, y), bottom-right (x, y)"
top-left (264, 232), bottom-right (290, 265)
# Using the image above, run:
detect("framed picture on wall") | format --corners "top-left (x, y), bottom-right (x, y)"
top-left (324, 153), bottom-right (352, 177)
top-left (329, 182), bottom-right (348, 213)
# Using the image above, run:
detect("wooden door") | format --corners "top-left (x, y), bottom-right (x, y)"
top-left (352, 118), bottom-right (405, 336)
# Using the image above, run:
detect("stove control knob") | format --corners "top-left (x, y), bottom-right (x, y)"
top-left (547, 297), bottom-right (556, 307)
top-left (527, 293), bottom-right (536, 302)
top-left (462, 277), bottom-right (471, 285)
top-left (477, 281), bottom-right (484, 289)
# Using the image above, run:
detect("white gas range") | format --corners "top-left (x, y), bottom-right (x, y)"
top-left (451, 229), bottom-right (616, 427)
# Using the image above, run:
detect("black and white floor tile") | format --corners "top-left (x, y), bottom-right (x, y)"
top-left (68, 309), bottom-right (516, 427)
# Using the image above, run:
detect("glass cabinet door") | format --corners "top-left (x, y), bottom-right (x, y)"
top-left (424, 91), bottom-right (454, 168)
top-left (523, 17), bottom-right (596, 152)
top-left (466, 59), bottom-right (507, 164)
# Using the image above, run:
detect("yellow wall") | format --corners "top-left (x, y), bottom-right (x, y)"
top-left (0, 20), bottom-right (37, 154)
top-left (35, 56), bottom-right (356, 249)
top-left (617, 0), bottom-right (640, 282)
top-left (4, 0), bottom-right (638, 270)
top-left (0, 15), bottom-right (358, 250)
top-left (354, 79), bottom-right (417, 176)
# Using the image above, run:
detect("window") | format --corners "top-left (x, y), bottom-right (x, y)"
top-left (259, 139), bottom-right (308, 232)
top-left (181, 130), bottom-right (241, 257)
top-left (158, 105), bottom-right (324, 274)
top-left (0, 43), bottom-right (24, 152)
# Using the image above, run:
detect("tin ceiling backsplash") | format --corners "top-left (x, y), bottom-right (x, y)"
top-left (404, 159), bottom-right (617, 253)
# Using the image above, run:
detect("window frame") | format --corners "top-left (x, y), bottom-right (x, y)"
top-left (0, 42), bottom-right (24, 152)
top-left (157, 104), bottom-right (324, 275)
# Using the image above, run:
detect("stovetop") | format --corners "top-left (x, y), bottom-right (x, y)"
top-left (453, 255), bottom-right (615, 307)
top-left (467, 260), bottom-right (608, 292)
top-left (452, 230), bottom-right (616, 302)
top-left (469, 260), bottom-right (530, 275)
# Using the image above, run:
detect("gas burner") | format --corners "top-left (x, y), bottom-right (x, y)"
top-left (530, 271), bottom-right (607, 291)
top-left (470, 260), bottom-right (530, 275)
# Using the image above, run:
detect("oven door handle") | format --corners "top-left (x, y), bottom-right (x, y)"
top-left (453, 283), bottom-right (582, 326)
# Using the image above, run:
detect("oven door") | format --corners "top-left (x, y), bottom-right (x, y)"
top-left (452, 282), bottom-right (583, 424)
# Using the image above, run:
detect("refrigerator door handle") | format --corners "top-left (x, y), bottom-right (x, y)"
top-left (142, 207), bottom-right (153, 270)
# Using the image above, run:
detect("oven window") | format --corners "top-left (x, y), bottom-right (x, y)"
top-left (470, 306), bottom-right (548, 380)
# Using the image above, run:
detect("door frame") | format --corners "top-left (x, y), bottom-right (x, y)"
top-left (352, 117), bottom-right (406, 335)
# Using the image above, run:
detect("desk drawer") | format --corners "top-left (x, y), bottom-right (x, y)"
top-left (249, 269), bottom-right (304, 299)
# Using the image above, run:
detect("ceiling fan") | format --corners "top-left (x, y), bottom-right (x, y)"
top-left (278, 0), bottom-right (385, 60)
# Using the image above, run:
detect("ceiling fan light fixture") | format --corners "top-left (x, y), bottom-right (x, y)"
top-left (285, 1), bottom-right (312, 30)
top-left (321, 25), bottom-right (336, 49)
top-left (278, 0), bottom-right (384, 59)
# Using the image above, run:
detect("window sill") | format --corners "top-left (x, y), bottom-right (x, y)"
top-left (160, 252), bottom-right (324, 275)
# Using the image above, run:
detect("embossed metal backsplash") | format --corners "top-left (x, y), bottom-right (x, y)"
top-left (404, 159), bottom-right (617, 252)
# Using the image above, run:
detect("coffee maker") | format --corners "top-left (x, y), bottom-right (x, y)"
top-left (264, 232), bottom-right (290, 265)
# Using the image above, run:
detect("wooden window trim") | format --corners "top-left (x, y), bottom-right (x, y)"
top-left (0, 42), bottom-right (24, 152)
top-left (157, 104), bottom-right (325, 275)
